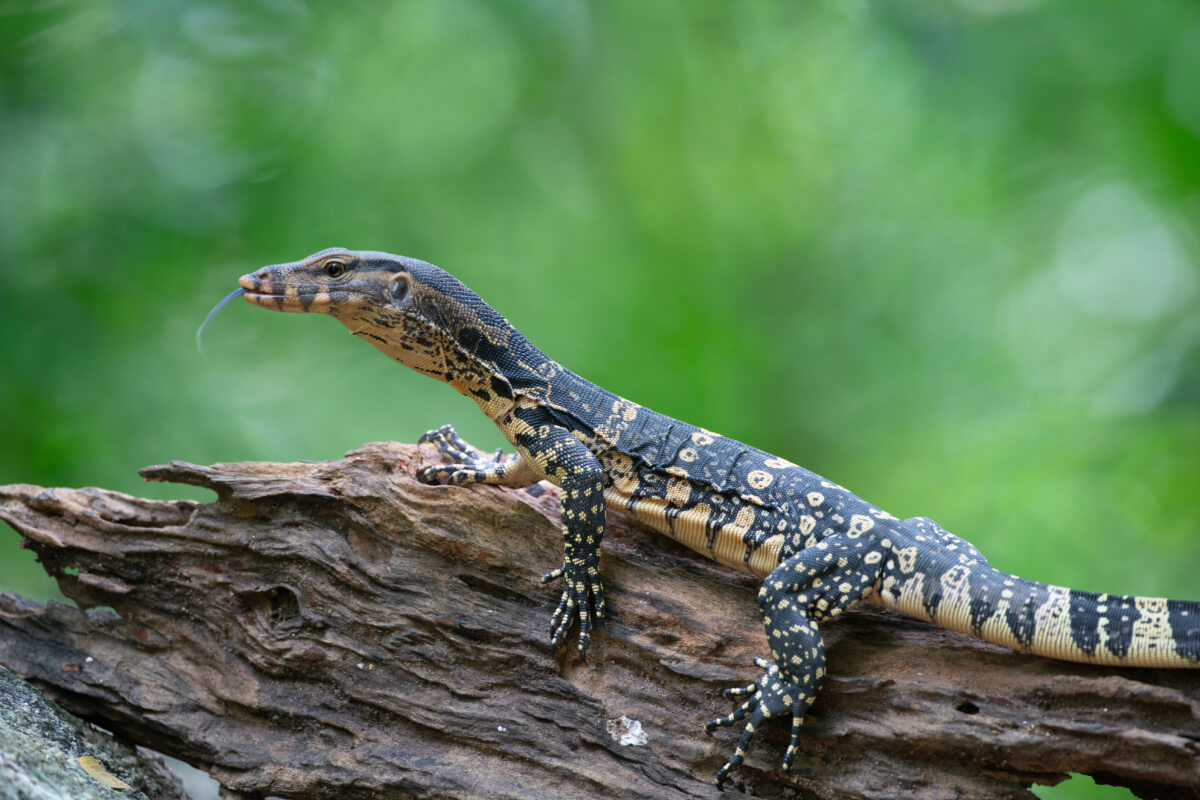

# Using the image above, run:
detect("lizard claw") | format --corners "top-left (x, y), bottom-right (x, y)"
top-left (418, 424), bottom-right (471, 458)
top-left (418, 465), bottom-right (474, 485)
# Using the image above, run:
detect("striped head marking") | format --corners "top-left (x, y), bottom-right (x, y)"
top-left (239, 248), bottom-right (521, 408)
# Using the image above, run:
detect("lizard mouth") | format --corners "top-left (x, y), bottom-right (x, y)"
top-left (237, 274), bottom-right (321, 312)
top-left (195, 274), bottom-right (334, 351)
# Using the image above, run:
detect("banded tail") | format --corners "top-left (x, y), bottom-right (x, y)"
top-left (876, 560), bottom-right (1200, 667)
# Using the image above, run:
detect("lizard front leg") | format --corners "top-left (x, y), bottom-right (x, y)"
top-left (418, 420), bottom-right (607, 659)
top-left (511, 422), bottom-right (608, 660)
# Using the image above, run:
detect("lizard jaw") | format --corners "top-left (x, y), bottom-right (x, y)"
top-left (238, 273), bottom-right (327, 313)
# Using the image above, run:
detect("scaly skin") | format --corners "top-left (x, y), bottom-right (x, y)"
top-left (232, 247), bottom-right (1200, 786)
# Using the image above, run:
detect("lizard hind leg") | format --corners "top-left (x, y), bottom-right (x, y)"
top-left (706, 534), bottom-right (886, 786)
top-left (902, 515), bottom-right (989, 567)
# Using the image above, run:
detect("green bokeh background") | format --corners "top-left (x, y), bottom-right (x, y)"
top-left (2, 3), bottom-right (1197, 798)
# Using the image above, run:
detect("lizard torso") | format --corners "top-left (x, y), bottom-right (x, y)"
top-left (506, 375), bottom-right (856, 578)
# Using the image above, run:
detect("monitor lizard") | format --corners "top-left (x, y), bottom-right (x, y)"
top-left (210, 247), bottom-right (1200, 786)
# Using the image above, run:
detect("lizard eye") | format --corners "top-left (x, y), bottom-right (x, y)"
top-left (324, 260), bottom-right (346, 278)
top-left (390, 275), bottom-right (410, 303)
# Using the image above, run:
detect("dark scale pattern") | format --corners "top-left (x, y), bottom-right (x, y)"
top-left (232, 248), bottom-right (1200, 788)
top-left (1168, 600), bottom-right (1200, 661)
top-left (1069, 591), bottom-right (1138, 658)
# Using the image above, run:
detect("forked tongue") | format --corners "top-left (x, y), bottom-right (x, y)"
top-left (195, 287), bottom-right (247, 355)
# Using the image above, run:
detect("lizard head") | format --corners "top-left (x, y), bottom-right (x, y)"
top-left (238, 247), bottom-right (400, 317)
top-left (234, 248), bottom-right (523, 412)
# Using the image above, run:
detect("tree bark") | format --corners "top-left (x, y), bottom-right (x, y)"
top-left (0, 441), bottom-right (1196, 800)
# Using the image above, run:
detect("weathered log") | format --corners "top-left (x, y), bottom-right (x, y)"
top-left (0, 442), bottom-right (1196, 800)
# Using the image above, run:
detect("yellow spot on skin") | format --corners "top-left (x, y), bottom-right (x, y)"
top-left (747, 469), bottom-right (774, 490)
top-left (667, 477), bottom-right (691, 507)
top-left (612, 473), bottom-right (638, 495)
top-left (807, 492), bottom-right (824, 507)
top-left (691, 431), bottom-right (715, 446)
top-left (847, 514), bottom-right (874, 537)
top-left (764, 457), bottom-right (795, 469)
top-left (679, 447), bottom-right (699, 463)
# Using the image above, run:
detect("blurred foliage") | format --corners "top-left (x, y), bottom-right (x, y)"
top-left (1, 2), bottom-right (1198, 796)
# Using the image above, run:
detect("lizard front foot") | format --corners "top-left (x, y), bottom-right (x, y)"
top-left (542, 555), bottom-right (605, 661)
top-left (705, 656), bottom-right (818, 788)
top-left (417, 424), bottom-right (507, 485)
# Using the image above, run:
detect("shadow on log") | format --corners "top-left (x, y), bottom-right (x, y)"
top-left (0, 442), bottom-right (1197, 800)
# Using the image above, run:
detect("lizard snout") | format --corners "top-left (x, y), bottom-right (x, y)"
top-left (236, 269), bottom-right (286, 310)
top-left (239, 270), bottom-right (270, 293)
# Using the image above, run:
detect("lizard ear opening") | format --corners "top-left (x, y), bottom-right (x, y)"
top-left (389, 275), bottom-right (410, 304)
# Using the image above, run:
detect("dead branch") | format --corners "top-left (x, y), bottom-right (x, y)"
top-left (0, 442), bottom-right (1197, 800)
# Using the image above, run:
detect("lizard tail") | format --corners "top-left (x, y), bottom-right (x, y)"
top-left (873, 561), bottom-right (1200, 668)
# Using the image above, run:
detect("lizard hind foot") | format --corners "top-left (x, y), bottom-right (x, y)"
top-left (542, 562), bottom-right (606, 661)
top-left (705, 656), bottom-right (818, 788)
